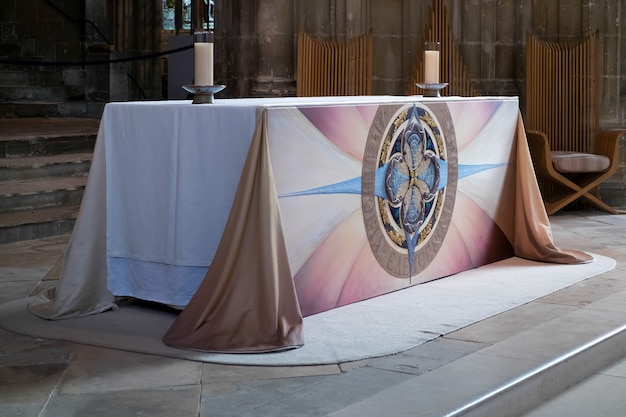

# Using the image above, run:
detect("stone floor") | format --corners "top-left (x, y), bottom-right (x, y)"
top-left (1, 210), bottom-right (626, 417)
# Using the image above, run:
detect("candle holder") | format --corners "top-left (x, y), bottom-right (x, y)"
top-left (187, 30), bottom-right (219, 103)
top-left (416, 82), bottom-right (449, 98)
top-left (185, 30), bottom-right (222, 104)
top-left (182, 84), bottom-right (226, 104)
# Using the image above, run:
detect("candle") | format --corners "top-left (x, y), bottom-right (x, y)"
top-left (194, 32), bottom-right (214, 86)
top-left (424, 50), bottom-right (439, 84)
top-left (424, 42), bottom-right (440, 84)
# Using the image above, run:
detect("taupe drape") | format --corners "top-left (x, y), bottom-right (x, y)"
top-left (163, 112), bottom-right (304, 352)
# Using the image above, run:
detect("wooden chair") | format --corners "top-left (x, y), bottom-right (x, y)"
top-left (406, 0), bottom-right (478, 97)
top-left (296, 30), bottom-right (373, 97)
top-left (524, 31), bottom-right (624, 215)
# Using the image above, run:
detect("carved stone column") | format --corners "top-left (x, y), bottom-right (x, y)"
top-left (111, 0), bottom-right (162, 100)
top-left (214, 0), bottom-right (257, 97)
top-left (251, 0), bottom-right (295, 97)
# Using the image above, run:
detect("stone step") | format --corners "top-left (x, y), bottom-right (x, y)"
top-left (0, 52), bottom-right (44, 71)
top-left (0, 66), bottom-right (90, 118)
top-left (0, 85), bottom-right (68, 102)
top-left (0, 117), bottom-right (99, 139)
top-left (447, 325), bottom-right (626, 417)
top-left (0, 117), bottom-right (98, 157)
top-left (0, 101), bottom-right (90, 118)
top-left (0, 152), bottom-right (92, 181)
top-left (0, 204), bottom-right (79, 244)
top-left (0, 117), bottom-right (98, 242)
top-left (0, 70), bottom-right (28, 86)
top-left (330, 296), bottom-right (626, 417)
top-left (0, 132), bottom-right (96, 157)
top-left (0, 176), bottom-right (87, 213)
top-left (0, 69), bottom-right (68, 87)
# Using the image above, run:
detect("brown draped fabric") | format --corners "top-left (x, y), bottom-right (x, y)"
top-left (162, 112), bottom-right (304, 352)
top-left (514, 112), bottom-right (593, 264)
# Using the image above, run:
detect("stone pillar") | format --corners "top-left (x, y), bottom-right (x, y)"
top-left (251, 0), bottom-right (295, 97)
top-left (214, 0), bottom-right (258, 97)
top-left (111, 0), bottom-right (162, 100)
top-left (85, 0), bottom-right (113, 116)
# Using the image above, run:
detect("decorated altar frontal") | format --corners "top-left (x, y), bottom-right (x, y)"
top-left (28, 95), bottom-right (591, 353)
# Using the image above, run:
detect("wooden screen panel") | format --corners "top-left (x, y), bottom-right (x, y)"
top-left (406, 0), bottom-right (478, 97)
top-left (296, 30), bottom-right (373, 97)
top-left (524, 31), bottom-right (602, 209)
top-left (524, 32), bottom-right (600, 153)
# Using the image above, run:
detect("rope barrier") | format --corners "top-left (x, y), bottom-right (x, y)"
top-left (0, 44), bottom-right (194, 67)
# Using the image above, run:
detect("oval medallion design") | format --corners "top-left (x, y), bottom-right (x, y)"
top-left (361, 103), bottom-right (458, 278)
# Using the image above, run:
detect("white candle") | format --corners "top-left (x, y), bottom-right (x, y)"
top-left (194, 42), bottom-right (214, 86)
top-left (424, 50), bottom-right (440, 84)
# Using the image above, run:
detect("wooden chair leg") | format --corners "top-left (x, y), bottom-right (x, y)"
top-left (546, 176), bottom-right (624, 215)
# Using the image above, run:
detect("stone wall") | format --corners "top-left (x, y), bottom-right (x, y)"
top-left (265, 0), bottom-right (624, 128)
top-left (232, 0), bottom-right (626, 206)
top-left (3, 0), bottom-right (622, 126)
top-left (1, 0), bottom-right (625, 204)
top-left (0, 0), bottom-right (89, 117)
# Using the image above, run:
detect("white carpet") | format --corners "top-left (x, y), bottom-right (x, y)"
top-left (0, 253), bottom-right (615, 366)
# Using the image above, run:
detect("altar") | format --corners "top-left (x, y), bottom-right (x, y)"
top-left (29, 95), bottom-right (591, 353)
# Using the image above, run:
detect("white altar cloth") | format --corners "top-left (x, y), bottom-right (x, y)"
top-left (103, 96), bottom-right (447, 306)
